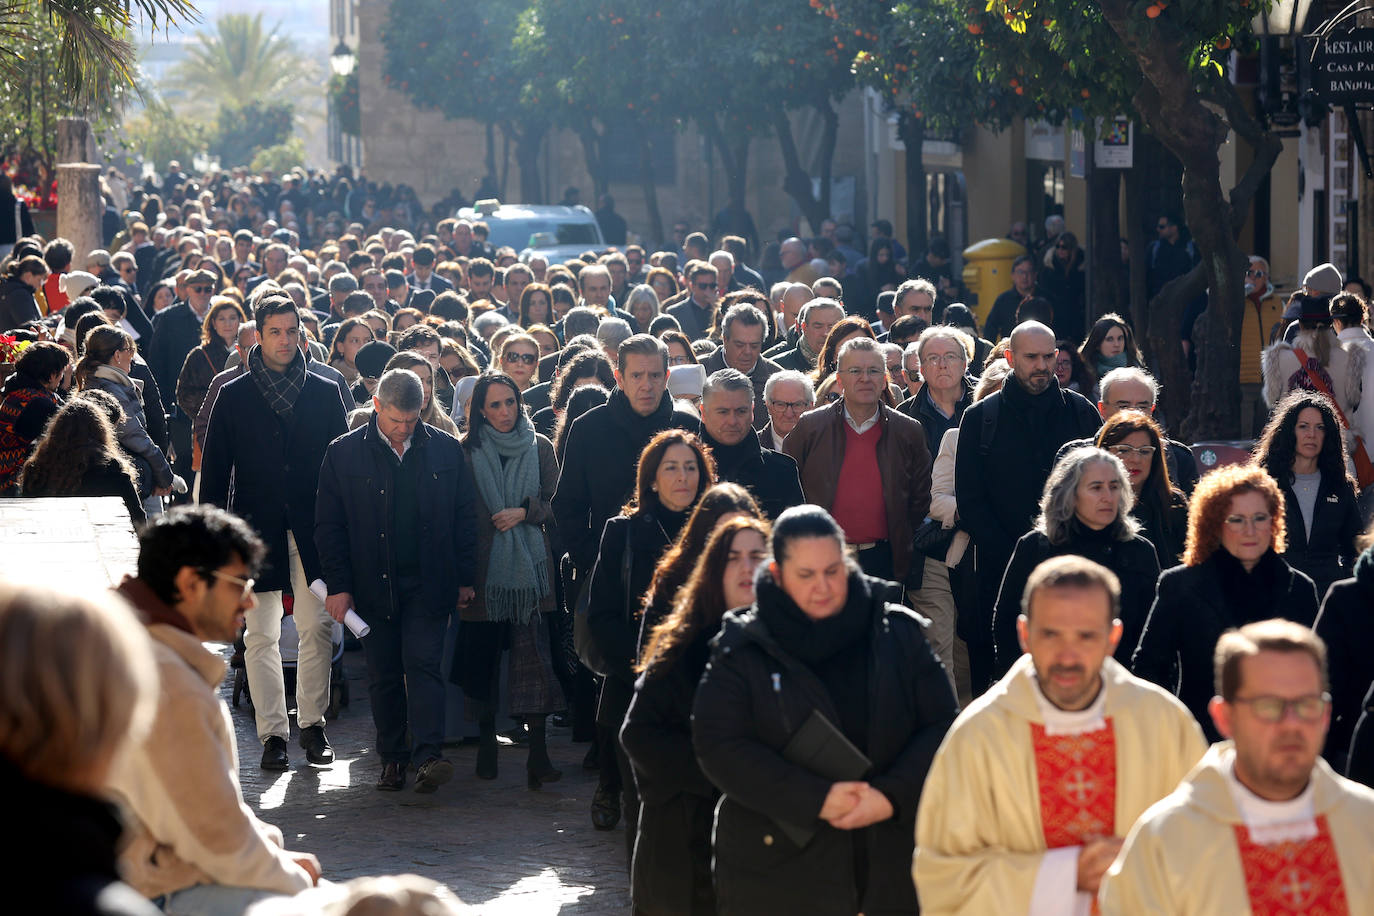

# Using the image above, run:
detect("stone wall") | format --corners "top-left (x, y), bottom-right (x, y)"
top-left (355, 0), bottom-right (870, 247)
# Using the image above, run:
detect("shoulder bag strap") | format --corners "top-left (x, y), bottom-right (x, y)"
top-left (1292, 347), bottom-right (1351, 429)
top-left (621, 519), bottom-right (635, 622)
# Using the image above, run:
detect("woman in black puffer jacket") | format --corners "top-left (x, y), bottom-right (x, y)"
top-left (692, 506), bottom-right (958, 915)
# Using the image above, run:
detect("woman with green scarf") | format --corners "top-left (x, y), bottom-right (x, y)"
top-left (451, 372), bottom-right (564, 788)
top-left (1077, 312), bottom-right (1144, 401)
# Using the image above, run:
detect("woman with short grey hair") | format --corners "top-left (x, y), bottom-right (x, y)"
top-left (623, 284), bottom-right (660, 334)
top-left (989, 446), bottom-right (1161, 679)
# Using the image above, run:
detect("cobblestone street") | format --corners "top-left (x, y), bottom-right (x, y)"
top-left (228, 645), bottom-right (631, 914)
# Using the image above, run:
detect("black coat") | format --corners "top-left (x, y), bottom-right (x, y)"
top-left (127, 357), bottom-right (169, 453)
top-left (702, 429), bottom-right (804, 521)
top-left (621, 634), bottom-right (719, 915)
top-left (1346, 681), bottom-right (1374, 789)
top-left (200, 368), bottom-right (348, 591)
top-left (0, 277), bottom-right (41, 331)
top-left (4, 759), bottom-right (161, 916)
top-left (992, 524), bottom-right (1160, 677)
top-left (1133, 488), bottom-right (1189, 568)
top-left (1315, 546), bottom-right (1374, 767)
top-left (315, 415), bottom-right (477, 619)
top-left (587, 510), bottom-right (678, 726)
top-left (1279, 471), bottom-right (1361, 600)
top-left (692, 571), bottom-right (958, 916)
top-left (147, 302), bottom-right (204, 413)
top-left (1134, 550), bottom-right (1319, 741)
top-left (898, 379), bottom-right (972, 456)
top-left (552, 388), bottom-right (699, 573)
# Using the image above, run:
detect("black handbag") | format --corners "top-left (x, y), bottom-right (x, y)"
top-left (573, 529), bottom-right (634, 678)
top-left (910, 517), bottom-right (955, 560)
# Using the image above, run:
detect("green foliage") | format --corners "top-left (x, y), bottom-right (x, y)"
top-left (165, 13), bottom-right (316, 118)
top-left (122, 96), bottom-right (211, 172)
top-left (214, 100), bottom-right (294, 170)
top-left (250, 137), bottom-right (305, 175)
top-left (328, 69), bottom-right (360, 137)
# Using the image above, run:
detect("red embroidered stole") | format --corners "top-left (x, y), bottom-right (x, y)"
top-left (1232, 815), bottom-right (1349, 916)
top-left (1030, 719), bottom-right (1117, 849)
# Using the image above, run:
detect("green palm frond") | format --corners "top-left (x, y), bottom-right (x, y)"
top-left (0, 0), bottom-right (200, 107)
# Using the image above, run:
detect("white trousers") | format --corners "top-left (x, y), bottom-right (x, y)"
top-left (245, 532), bottom-right (334, 741)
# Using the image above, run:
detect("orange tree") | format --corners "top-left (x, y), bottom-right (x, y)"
top-left (837, 0), bottom-right (1283, 438)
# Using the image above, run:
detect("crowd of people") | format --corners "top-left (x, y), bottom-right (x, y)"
top-left (2, 164), bottom-right (1374, 914)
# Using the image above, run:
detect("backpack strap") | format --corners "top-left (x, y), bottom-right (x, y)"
top-left (979, 395), bottom-right (1000, 455)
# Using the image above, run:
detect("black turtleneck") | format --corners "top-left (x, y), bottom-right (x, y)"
top-left (703, 429), bottom-right (759, 476)
top-left (1212, 547), bottom-right (1283, 616)
top-left (756, 570), bottom-right (873, 753)
top-left (652, 499), bottom-right (691, 545)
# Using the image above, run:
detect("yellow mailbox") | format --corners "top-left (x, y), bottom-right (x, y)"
top-left (961, 238), bottom-right (1028, 327)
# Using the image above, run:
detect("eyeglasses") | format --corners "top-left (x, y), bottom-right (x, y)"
top-left (1108, 444), bottom-right (1157, 458)
top-left (769, 398), bottom-right (811, 413)
top-left (208, 569), bottom-right (255, 599)
top-left (117, 345), bottom-right (136, 354)
top-left (695, 281), bottom-right (718, 290)
top-left (189, 285), bottom-right (213, 293)
top-left (841, 367), bottom-right (886, 380)
top-left (1156, 223), bottom-right (1170, 230)
top-left (1224, 512), bottom-right (1272, 529)
top-left (1055, 243), bottom-right (1070, 250)
top-left (668, 355), bottom-right (691, 366)
top-left (503, 351), bottom-right (538, 365)
top-left (921, 353), bottom-right (966, 367)
top-left (1231, 693), bottom-right (1330, 723)
top-left (1245, 269), bottom-right (1267, 278)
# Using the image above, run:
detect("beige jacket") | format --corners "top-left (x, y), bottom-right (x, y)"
top-left (107, 598), bottom-right (313, 898)
top-left (930, 427), bottom-right (969, 567)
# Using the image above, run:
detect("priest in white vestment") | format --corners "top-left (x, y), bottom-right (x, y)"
top-left (1100, 619), bottom-right (1374, 915)
top-left (914, 556), bottom-right (1205, 915)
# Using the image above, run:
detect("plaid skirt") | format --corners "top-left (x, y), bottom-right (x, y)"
top-left (452, 615), bottom-right (563, 716)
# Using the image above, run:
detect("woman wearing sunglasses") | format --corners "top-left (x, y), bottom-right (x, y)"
top-left (1134, 464), bottom-right (1319, 740)
top-left (496, 333), bottom-right (541, 392)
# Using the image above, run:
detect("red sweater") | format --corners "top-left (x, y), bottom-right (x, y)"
top-left (831, 421), bottom-right (887, 543)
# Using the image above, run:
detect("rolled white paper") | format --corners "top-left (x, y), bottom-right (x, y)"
top-left (308, 579), bottom-right (371, 639)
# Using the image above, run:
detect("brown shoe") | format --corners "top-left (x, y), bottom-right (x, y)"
top-left (376, 762), bottom-right (405, 791)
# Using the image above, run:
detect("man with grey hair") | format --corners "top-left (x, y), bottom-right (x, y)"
top-left (325, 271), bottom-right (359, 322)
top-left (784, 335), bottom-right (932, 585)
top-left (709, 249), bottom-right (739, 295)
top-left (772, 297), bottom-right (844, 372)
top-left (596, 317), bottom-right (634, 363)
top-left (1052, 365), bottom-right (1199, 494)
top-left (765, 282), bottom-right (816, 358)
top-left (315, 366), bottom-right (477, 794)
top-left (472, 310), bottom-right (509, 342)
top-left (701, 303), bottom-right (782, 427)
top-left (699, 368), bottom-right (803, 519)
top-left (956, 320), bottom-right (1101, 691)
top-left (781, 236), bottom-right (819, 285)
top-left (762, 369), bottom-right (816, 450)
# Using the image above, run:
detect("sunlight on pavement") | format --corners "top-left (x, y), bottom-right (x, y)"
top-left (475, 868), bottom-right (596, 915)
top-left (257, 770), bottom-right (293, 810)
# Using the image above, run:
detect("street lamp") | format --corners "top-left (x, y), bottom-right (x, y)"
top-left (1253, 0), bottom-right (1316, 134)
top-left (1252, 0), bottom-right (1315, 36)
top-left (330, 41), bottom-right (355, 77)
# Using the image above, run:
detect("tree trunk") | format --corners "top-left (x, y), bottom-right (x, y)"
top-left (499, 127), bottom-right (511, 199)
top-left (576, 124), bottom-right (609, 200)
top-left (512, 122), bottom-right (545, 204)
top-left (1098, 0), bottom-right (1283, 439)
top-left (770, 101), bottom-right (838, 234)
top-left (699, 115), bottom-right (749, 217)
top-left (484, 121), bottom-right (498, 188)
top-left (1088, 166), bottom-right (1123, 321)
top-left (898, 111), bottom-right (928, 264)
top-left (638, 129), bottom-right (665, 246)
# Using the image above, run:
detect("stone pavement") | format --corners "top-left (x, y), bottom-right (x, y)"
top-left (229, 647), bottom-right (632, 915)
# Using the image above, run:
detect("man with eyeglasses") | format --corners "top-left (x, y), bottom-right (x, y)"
top-left (149, 267), bottom-right (219, 494)
top-left (916, 556), bottom-right (1206, 916)
top-left (201, 295), bottom-right (349, 772)
top-left (666, 261), bottom-right (719, 341)
top-left (772, 298), bottom-right (844, 373)
top-left (1102, 619), bottom-right (1374, 914)
top-left (1053, 366), bottom-right (1200, 495)
top-left (762, 370), bottom-right (815, 450)
top-left (784, 336), bottom-right (931, 584)
top-left (108, 505), bottom-right (325, 910)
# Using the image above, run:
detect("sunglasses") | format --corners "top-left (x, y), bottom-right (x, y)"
top-left (189, 285), bottom-right (213, 293)
top-left (503, 351), bottom-right (538, 365)
top-left (695, 281), bottom-right (718, 290)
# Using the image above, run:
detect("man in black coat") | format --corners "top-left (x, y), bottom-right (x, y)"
top-left (699, 368), bottom-right (803, 520)
top-left (148, 269), bottom-right (216, 488)
top-left (200, 296), bottom-right (349, 772)
top-left (315, 368), bottom-right (477, 794)
top-left (955, 321), bottom-right (1101, 691)
top-left (698, 303), bottom-right (782, 428)
top-left (553, 334), bottom-right (700, 577)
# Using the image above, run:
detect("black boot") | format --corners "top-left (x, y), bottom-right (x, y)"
top-left (476, 715), bottom-right (498, 780)
top-left (526, 716), bottom-right (562, 789)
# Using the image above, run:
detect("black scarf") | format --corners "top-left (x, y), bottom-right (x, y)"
top-left (702, 428), bottom-right (760, 477)
top-left (607, 386), bottom-right (675, 439)
top-left (1212, 548), bottom-right (1284, 619)
top-left (247, 343), bottom-right (306, 424)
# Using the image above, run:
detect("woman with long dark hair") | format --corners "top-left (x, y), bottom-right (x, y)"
top-left (0, 341), bottom-right (69, 494)
top-left (858, 238), bottom-right (901, 317)
top-left (1078, 312), bottom-right (1143, 397)
top-left (75, 325), bottom-right (173, 511)
top-left (585, 430), bottom-right (716, 837)
top-left (1097, 410), bottom-right (1189, 566)
top-left (691, 505), bottom-right (958, 914)
top-left (518, 282), bottom-right (554, 328)
top-left (1252, 389), bottom-right (1362, 598)
top-left (19, 393), bottom-right (145, 524)
top-left (452, 372), bottom-right (563, 787)
top-left (327, 317), bottom-right (374, 385)
top-left (623, 517), bottom-right (771, 915)
top-left (175, 298), bottom-right (244, 448)
top-left (0, 255), bottom-right (47, 330)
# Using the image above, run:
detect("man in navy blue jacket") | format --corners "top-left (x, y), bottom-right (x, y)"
top-left (315, 367), bottom-right (477, 793)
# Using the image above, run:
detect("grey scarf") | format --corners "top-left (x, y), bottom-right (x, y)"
top-left (470, 413), bottom-right (549, 622)
top-left (247, 345), bottom-right (306, 424)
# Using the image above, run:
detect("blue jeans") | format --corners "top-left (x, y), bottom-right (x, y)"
top-left (156, 884), bottom-right (283, 915)
top-left (363, 589), bottom-right (451, 765)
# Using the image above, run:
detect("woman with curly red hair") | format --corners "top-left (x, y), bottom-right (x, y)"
top-left (1132, 463), bottom-right (1319, 739)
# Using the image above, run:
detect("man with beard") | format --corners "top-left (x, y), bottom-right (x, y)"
top-left (955, 321), bottom-right (1100, 691)
top-left (1101, 619), bottom-right (1374, 914)
top-left (915, 557), bottom-right (1206, 915)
